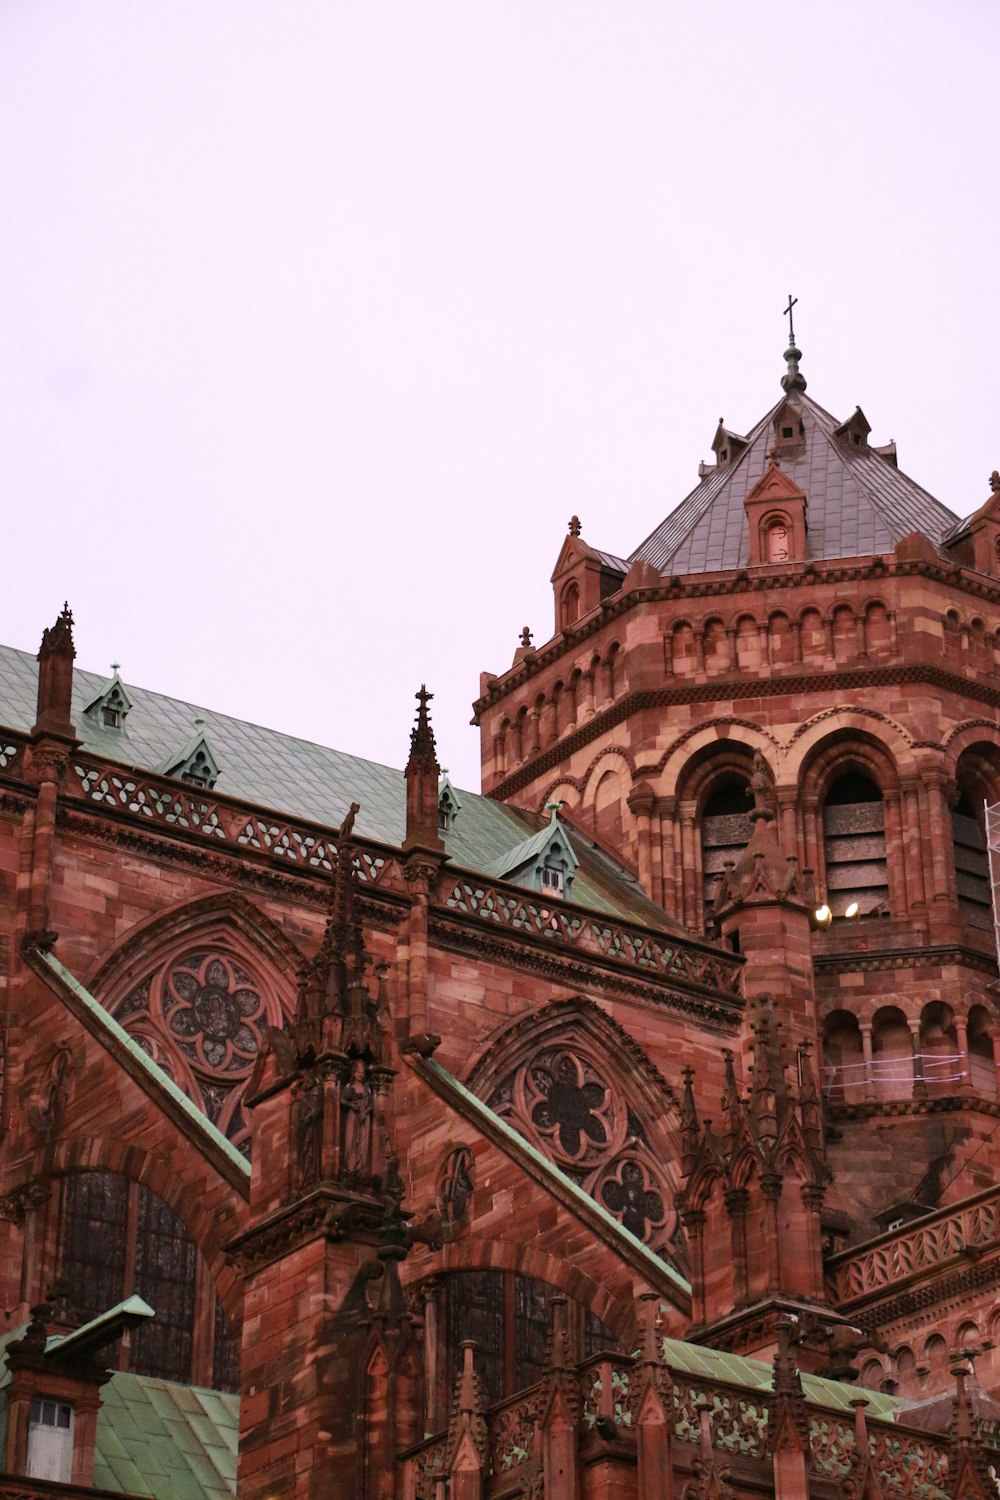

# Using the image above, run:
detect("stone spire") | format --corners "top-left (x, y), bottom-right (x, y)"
top-left (404, 685), bottom-right (445, 854)
top-left (32, 603), bottom-right (77, 740)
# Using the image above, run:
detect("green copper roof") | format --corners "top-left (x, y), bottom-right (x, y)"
top-left (661, 1335), bottom-right (902, 1419)
top-left (0, 643), bottom-right (683, 931)
top-left (0, 1328), bottom-right (238, 1500)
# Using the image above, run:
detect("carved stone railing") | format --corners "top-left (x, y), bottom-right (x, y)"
top-left (400, 1351), bottom-right (954, 1497)
top-left (825, 1184), bottom-right (1000, 1308)
top-left (0, 737), bottom-right (22, 772)
top-left (441, 877), bottom-right (743, 998)
top-left (61, 755), bottom-right (395, 888)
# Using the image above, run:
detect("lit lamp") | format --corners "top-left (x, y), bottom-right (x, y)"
top-left (844, 901), bottom-right (860, 920)
top-left (811, 903), bottom-right (833, 931)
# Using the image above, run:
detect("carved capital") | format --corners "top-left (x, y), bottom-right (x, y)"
top-left (0, 1180), bottom-right (51, 1224)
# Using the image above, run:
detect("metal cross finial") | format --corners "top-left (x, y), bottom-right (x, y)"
top-left (783, 294), bottom-right (798, 345)
top-left (110, 661), bottom-right (121, 674)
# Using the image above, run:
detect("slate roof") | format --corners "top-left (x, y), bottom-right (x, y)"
top-left (630, 390), bottom-right (961, 575)
top-left (0, 644), bottom-right (679, 932)
top-left (0, 1327), bottom-right (238, 1500)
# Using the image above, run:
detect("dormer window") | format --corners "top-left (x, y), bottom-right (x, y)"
top-left (83, 672), bottom-right (133, 732)
top-left (180, 750), bottom-right (215, 788)
top-left (158, 726), bottom-right (221, 790)
top-left (27, 1398), bottom-right (74, 1483)
top-left (766, 519), bottom-right (790, 563)
top-left (438, 774), bottom-right (462, 833)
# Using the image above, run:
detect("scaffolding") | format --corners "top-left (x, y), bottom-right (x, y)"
top-left (986, 798), bottom-right (1000, 974)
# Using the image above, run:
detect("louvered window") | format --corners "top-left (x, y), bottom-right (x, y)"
top-left (701, 781), bottom-right (752, 914)
top-left (822, 773), bottom-right (888, 916)
top-left (952, 792), bottom-right (991, 930)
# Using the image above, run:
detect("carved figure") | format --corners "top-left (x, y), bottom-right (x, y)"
top-left (295, 1072), bottom-right (324, 1189)
top-left (29, 1049), bottom-right (73, 1144)
top-left (341, 1059), bottom-right (373, 1177)
top-left (749, 751), bottom-right (776, 817)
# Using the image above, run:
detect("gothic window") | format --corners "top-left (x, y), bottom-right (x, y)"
top-left (442, 1272), bottom-right (621, 1410)
top-left (487, 1045), bottom-right (679, 1264)
top-left (109, 949), bottom-right (273, 1157)
top-left (58, 1172), bottom-right (234, 1389)
top-left (952, 791), bottom-right (991, 931)
top-left (822, 772), bottom-right (888, 917)
top-left (701, 779), bottom-right (752, 915)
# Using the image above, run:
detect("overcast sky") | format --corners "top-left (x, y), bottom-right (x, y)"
top-left (2, 2), bottom-right (997, 791)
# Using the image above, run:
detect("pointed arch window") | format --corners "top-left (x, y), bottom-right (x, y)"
top-left (441, 1272), bottom-right (620, 1410)
top-left (701, 778), bottom-right (752, 915)
top-left (952, 791), bottom-right (991, 930)
top-left (822, 772), bottom-right (888, 916)
top-left (58, 1171), bottom-right (237, 1389)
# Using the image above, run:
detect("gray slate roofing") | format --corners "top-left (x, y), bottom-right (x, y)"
top-left (630, 390), bottom-right (961, 575)
top-left (0, 644), bottom-right (678, 931)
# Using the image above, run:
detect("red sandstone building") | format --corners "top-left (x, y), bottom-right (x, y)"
top-left (3, 339), bottom-right (1000, 1497)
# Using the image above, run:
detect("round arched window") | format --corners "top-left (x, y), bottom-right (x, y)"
top-left (766, 518), bottom-right (790, 563)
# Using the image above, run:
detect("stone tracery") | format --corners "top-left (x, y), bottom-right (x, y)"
top-left (109, 945), bottom-right (283, 1155)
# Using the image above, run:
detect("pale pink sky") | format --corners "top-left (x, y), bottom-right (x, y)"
top-left (1, 2), bottom-right (997, 789)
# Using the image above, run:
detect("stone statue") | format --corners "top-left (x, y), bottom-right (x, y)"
top-left (749, 751), bottom-right (776, 817)
top-left (295, 1072), bottom-right (324, 1189)
top-left (341, 1059), bottom-right (373, 1177)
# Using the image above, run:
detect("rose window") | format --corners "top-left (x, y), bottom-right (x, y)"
top-left (488, 1041), bottom-right (679, 1254)
top-left (109, 947), bottom-right (279, 1156)
top-left (528, 1052), bottom-right (611, 1162)
top-left (163, 954), bottom-right (264, 1074)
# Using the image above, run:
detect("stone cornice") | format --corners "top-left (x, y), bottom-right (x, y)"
top-left (225, 1186), bottom-right (388, 1274)
top-left (488, 663), bottom-right (1000, 799)
top-left (427, 912), bottom-right (742, 1030)
top-left (474, 554), bottom-right (1000, 717)
top-left (814, 942), bottom-right (999, 979)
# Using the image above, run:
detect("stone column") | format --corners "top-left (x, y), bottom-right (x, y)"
top-left (899, 776), bottom-right (927, 912)
top-left (659, 796), bottom-right (678, 918)
top-left (725, 626), bottom-right (738, 671)
top-left (909, 1019), bottom-right (926, 1097)
top-left (884, 788), bottom-right (907, 915)
top-left (955, 1014), bottom-right (973, 1096)
top-left (628, 784), bottom-right (657, 902)
top-left (860, 1023), bottom-right (875, 1101)
top-left (679, 801), bottom-right (698, 930)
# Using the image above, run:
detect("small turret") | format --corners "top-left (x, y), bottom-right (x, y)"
top-left (404, 685), bottom-right (445, 854)
top-left (32, 604), bottom-right (76, 740)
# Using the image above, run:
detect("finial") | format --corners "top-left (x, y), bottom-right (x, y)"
top-left (990, 470), bottom-right (1000, 495)
top-left (111, 661), bottom-right (121, 674)
top-left (781, 293), bottom-right (807, 394)
top-left (194, 716), bottom-right (205, 729)
top-left (519, 626), bottom-right (533, 650)
top-left (568, 515), bottom-right (582, 537)
top-left (767, 445), bottom-right (782, 468)
top-left (545, 800), bottom-right (563, 822)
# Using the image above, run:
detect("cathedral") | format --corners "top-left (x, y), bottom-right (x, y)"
top-left (3, 334), bottom-right (1000, 1498)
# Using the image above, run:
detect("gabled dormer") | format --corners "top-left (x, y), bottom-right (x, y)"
top-left (157, 723), bottom-right (220, 789)
top-left (771, 397), bottom-right (806, 458)
top-left (486, 804), bottom-right (579, 900)
top-left (550, 516), bottom-right (626, 634)
top-left (438, 772), bottom-right (462, 833)
top-left (711, 419), bottom-right (749, 469)
top-left (833, 406), bottom-right (872, 452)
top-left (83, 670), bottom-right (133, 732)
top-left (744, 456), bottom-right (808, 567)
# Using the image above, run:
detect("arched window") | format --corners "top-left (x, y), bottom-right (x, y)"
top-left (952, 791), bottom-right (991, 930)
top-left (822, 771), bottom-right (888, 916)
top-left (58, 1172), bottom-right (237, 1389)
top-left (441, 1272), bottom-right (620, 1410)
top-left (701, 778), bottom-right (751, 916)
top-left (560, 581), bottom-right (581, 631)
top-left (821, 1010), bottom-right (864, 1103)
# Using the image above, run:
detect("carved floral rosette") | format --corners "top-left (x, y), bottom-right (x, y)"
top-left (487, 1044), bottom-right (678, 1254)
top-left (107, 945), bottom-right (287, 1155)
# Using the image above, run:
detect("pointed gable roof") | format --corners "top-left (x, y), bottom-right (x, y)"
top-left (630, 391), bottom-right (960, 575)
